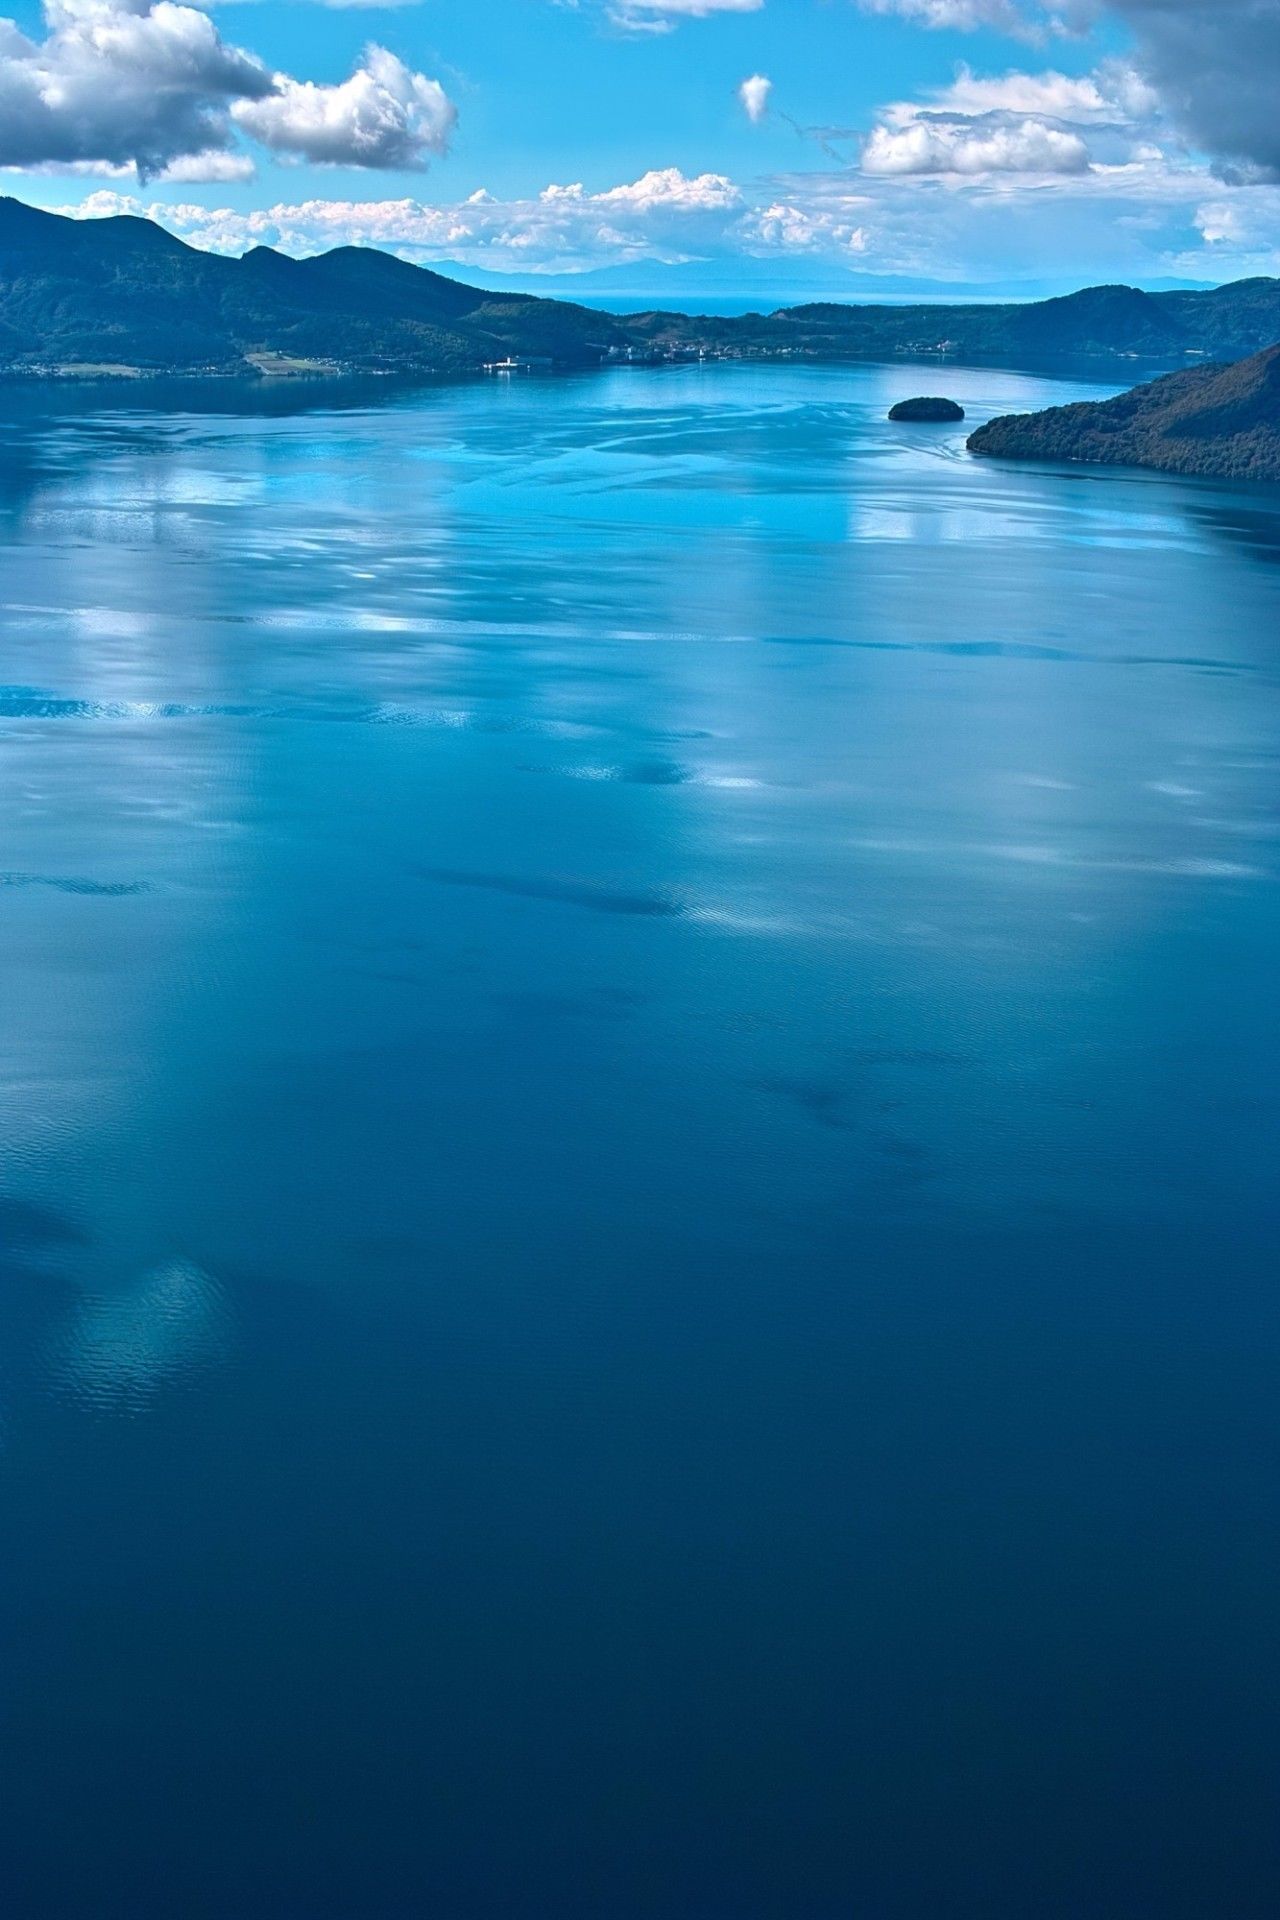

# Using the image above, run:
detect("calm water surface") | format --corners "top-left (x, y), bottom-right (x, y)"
top-left (1, 363), bottom-right (1278, 1918)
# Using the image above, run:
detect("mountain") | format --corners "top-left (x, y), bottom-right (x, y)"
top-left (0, 197), bottom-right (623, 373)
top-left (1151, 279), bottom-right (1280, 359)
top-left (967, 344), bottom-right (1280, 482)
top-left (2, 197), bottom-right (1280, 379)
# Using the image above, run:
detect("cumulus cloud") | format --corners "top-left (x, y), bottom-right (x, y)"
top-left (739, 73), bottom-right (772, 123)
top-left (594, 166), bottom-right (741, 210)
top-left (233, 46), bottom-right (455, 168)
top-left (1194, 200), bottom-right (1246, 247)
top-left (864, 0), bottom-right (1280, 181)
top-left (0, 0), bottom-right (456, 178)
top-left (864, 116), bottom-right (1089, 174)
top-left (856, 53), bottom-right (1163, 181)
top-left (64, 166), bottom-right (746, 268)
top-left (740, 198), bottom-right (870, 253)
top-left (0, 0), bottom-right (272, 178)
top-left (932, 60), bottom-right (1156, 122)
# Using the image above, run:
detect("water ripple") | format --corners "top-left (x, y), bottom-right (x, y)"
top-left (45, 1259), bottom-right (233, 1415)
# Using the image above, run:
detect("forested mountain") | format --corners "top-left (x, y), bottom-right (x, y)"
top-left (0, 198), bottom-right (621, 373)
top-left (968, 344), bottom-right (1280, 481)
top-left (624, 280), bottom-right (1280, 364)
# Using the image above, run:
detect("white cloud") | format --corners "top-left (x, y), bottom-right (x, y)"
top-left (58, 166), bottom-right (747, 269)
top-left (0, 0), bottom-right (456, 178)
top-left (854, 0), bottom-right (1103, 41)
top-left (154, 147), bottom-right (254, 181)
top-left (595, 166), bottom-right (741, 211)
top-left (927, 60), bottom-right (1155, 123)
top-left (607, 0), bottom-right (762, 31)
top-left (233, 45), bottom-right (455, 169)
top-left (740, 198), bottom-right (870, 253)
top-left (861, 0), bottom-right (1013, 21)
top-left (0, 0), bottom-right (272, 178)
top-left (739, 73), bottom-right (772, 124)
top-left (857, 54), bottom-right (1164, 183)
top-left (857, 0), bottom-right (1049, 33)
top-left (1194, 201), bottom-right (1244, 247)
top-left (1179, 193), bottom-right (1280, 275)
top-left (864, 115), bottom-right (1089, 175)
top-left (863, 0), bottom-right (1280, 181)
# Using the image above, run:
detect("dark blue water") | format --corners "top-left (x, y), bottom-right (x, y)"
top-left (2, 363), bottom-right (1278, 1919)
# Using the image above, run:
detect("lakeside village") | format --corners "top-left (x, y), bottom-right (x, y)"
top-left (485, 343), bottom-right (731, 372)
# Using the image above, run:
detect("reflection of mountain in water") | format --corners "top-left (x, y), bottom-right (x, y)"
top-left (0, 374), bottom-right (440, 520)
top-left (1185, 496), bottom-right (1280, 565)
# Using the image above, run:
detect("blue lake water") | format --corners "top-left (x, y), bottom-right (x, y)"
top-left (1, 361), bottom-right (1278, 1918)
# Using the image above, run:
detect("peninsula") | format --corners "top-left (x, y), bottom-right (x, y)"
top-left (968, 344), bottom-right (1280, 483)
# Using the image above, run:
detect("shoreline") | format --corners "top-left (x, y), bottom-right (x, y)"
top-left (0, 343), bottom-right (1184, 390)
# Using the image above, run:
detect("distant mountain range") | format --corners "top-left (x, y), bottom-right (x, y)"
top-left (424, 257), bottom-right (1212, 309)
top-left (968, 345), bottom-right (1280, 482)
top-left (3, 197), bottom-right (1280, 379)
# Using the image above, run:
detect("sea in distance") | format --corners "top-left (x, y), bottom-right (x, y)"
top-left (1, 359), bottom-right (1278, 1919)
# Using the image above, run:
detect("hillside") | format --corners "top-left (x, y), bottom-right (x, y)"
top-left (967, 344), bottom-right (1280, 481)
top-left (0, 197), bottom-right (622, 373)
top-left (616, 280), bottom-right (1280, 366)
top-left (4, 197), bottom-right (1280, 379)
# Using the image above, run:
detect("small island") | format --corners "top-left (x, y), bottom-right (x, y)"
top-left (888, 397), bottom-right (966, 423)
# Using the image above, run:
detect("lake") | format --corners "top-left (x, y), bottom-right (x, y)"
top-left (2, 361), bottom-right (1278, 1918)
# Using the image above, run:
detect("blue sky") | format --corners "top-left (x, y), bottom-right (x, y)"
top-left (3, 0), bottom-right (1279, 295)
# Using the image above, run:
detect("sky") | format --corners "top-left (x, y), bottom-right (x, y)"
top-left (2, 0), bottom-right (1280, 296)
